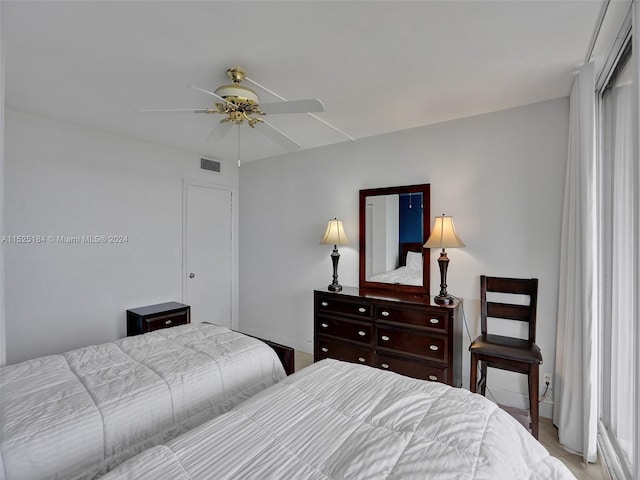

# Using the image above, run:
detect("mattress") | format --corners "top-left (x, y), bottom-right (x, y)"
top-left (0, 323), bottom-right (286, 480)
top-left (101, 359), bottom-right (576, 479)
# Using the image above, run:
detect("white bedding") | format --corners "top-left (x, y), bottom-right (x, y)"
top-left (369, 265), bottom-right (423, 286)
top-left (102, 359), bottom-right (576, 480)
top-left (0, 323), bottom-right (286, 480)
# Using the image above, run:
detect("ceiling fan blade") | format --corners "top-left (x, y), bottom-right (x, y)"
top-left (251, 120), bottom-right (300, 151)
top-left (260, 98), bottom-right (325, 115)
top-left (136, 108), bottom-right (213, 114)
top-left (207, 121), bottom-right (233, 142)
top-left (188, 85), bottom-right (236, 108)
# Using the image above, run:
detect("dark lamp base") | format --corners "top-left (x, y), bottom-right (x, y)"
top-left (328, 283), bottom-right (343, 292)
top-left (434, 294), bottom-right (455, 305)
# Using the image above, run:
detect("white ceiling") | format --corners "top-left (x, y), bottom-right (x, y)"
top-left (2, 1), bottom-right (606, 163)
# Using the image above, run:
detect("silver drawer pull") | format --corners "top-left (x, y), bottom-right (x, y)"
top-left (165, 320), bottom-right (172, 325)
top-left (381, 363), bottom-right (389, 369)
top-left (381, 311), bottom-right (390, 317)
top-left (321, 323), bottom-right (329, 328)
top-left (358, 357), bottom-right (366, 363)
top-left (429, 345), bottom-right (439, 351)
top-left (358, 307), bottom-right (366, 313)
top-left (358, 330), bottom-right (366, 336)
top-left (381, 335), bottom-right (390, 341)
top-left (321, 347), bottom-right (329, 353)
top-left (321, 301), bottom-right (329, 307)
top-left (428, 375), bottom-right (438, 381)
top-left (429, 318), bottom-right (439, 324)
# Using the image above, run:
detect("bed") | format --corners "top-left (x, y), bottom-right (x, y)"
top-left (0, 323), bottom-right (286, 480)
top-left (368, 243), bottom-right (424, 286)
top-left (101, 359), bottom-right (576, 480)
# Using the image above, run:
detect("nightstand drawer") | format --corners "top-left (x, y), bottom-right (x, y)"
top-left (145, 311), bottom-right (189, 332)
top-left (375, 305), bottom-right (449, 332)
top-left (316, 337), bottom-right (373, 366)
top-left (316, 296), bottom-right (371, 319)
top-left (316, 317), bottom-right (372, 344)
top-left (376, 326), bottom-right (447, 363)
top-left (376, 353), bottom-right (448, 383)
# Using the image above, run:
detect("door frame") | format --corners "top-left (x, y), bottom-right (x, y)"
top-left (182, 179), bottom-right (239, 330)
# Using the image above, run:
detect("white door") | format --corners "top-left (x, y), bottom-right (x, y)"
top-left (184, 182), bottom-right (232, 327)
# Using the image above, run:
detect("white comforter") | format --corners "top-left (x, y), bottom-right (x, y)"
top-left (102, 359), bottom-right (576, 480)
top-left (0, 324), bottom-right (286, 480)
top-left (368, 266), bottom-right (423, 286)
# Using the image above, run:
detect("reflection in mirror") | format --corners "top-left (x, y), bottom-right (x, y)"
top-left (359, 184), bottom-right (430, 296)
top-left (365, 193), bottom-right (423, 285)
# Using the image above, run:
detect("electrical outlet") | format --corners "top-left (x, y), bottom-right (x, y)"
top-left (543, 373), bottom-right (553, 389)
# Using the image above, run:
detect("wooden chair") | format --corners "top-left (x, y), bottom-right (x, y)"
top-left (469, 276), bottom-right (543, 438)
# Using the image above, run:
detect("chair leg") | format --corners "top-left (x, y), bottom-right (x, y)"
top-left (470, 353), bottom-right (478, 393)
top-left (479, 361), bottom-right (488, 396)
top-left (529, 364), bottom-right (539, 439)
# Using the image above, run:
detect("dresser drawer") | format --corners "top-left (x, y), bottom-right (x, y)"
top-left (316, 296), bottom-right (371, 319)
top-left (376, 353), bottom-right (448, 383)
top-left (376, 326), bottom-right (447, 363)
top-left (145, 311), bottom-right (189, 332)
top-left (375, 305), bottom-right (449, 332)
top-left (316, 317), bottom-right (372, 344)
top-left (316, 337), bottom-right (373, 366)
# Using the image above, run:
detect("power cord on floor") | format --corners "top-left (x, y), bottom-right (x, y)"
top-left (450, 294), bottom-right (550, 405)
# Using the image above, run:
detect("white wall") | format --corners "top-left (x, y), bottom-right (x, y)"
top-left (4, 111), bottom-right (239, 364)
top-left (239, 97), bottom-right (569, 415)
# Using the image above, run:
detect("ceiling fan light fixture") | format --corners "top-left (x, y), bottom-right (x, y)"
top-left (213, 84), bottom-right (259, 106)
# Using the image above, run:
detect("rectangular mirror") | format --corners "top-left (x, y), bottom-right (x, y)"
top-left (359, 184), bottom-right (430, 295)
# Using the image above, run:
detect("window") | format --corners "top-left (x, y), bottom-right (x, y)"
top-left (598, 38), bottom-right (635, 478)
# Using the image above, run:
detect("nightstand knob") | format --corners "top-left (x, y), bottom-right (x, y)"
top-left (429, 345), bottom-right (439, 351)
top-left (429, 318), bottom-right (439, 324)
top-left (381, 311), bottom-right (390, 317)
top-left (358, 307), bottom-right (366, 313)
top-left (358, 357), bottom-right (366, 363)
top-left (358, 330), bottom-right (366, 336)
top-left (321, 347), bottom-right (328, 353)
top-left (165, 320), bottom-right (172, 325)
top-left (321, 301), bottom-right (329, 307)
top-left (381, 363), bottom-right (389, 369)
top-left (321, 323), bottom-right (328, 328)
top-left (381, 335), bottom-right (390, 341)
top-left (428, 375), bottom-right (438, 381)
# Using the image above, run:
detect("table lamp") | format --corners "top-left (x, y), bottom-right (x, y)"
top-left (424, 214), bottom-right (465, 304)
top-left (320, 218), bottom-right (350, 292)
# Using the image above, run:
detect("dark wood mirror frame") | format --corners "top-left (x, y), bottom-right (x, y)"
top-left (359, 184), bottom-right (431, 296)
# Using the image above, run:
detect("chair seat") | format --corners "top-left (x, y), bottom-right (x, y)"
top-left (469, 334), bottom-right (542, 364)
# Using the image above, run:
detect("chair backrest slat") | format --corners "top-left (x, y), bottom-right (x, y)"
top-left (486, 302), bottom-right (532, 322)
top-left (480, 275), bottom-right (538, 342)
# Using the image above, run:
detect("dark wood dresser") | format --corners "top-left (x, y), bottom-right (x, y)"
top-left (314, 287), bottom-right (462, 386)
top-left (127, 302), bottom-right (191, 336)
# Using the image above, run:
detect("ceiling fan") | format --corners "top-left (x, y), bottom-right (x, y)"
top-left (138, 67), bottom-right (325, 152)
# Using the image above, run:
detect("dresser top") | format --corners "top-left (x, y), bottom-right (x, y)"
top-left (315, 286), bottom-right (459, 308)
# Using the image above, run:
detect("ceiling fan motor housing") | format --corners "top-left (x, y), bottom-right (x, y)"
top-left (214, 84), bottom-right (259, 110)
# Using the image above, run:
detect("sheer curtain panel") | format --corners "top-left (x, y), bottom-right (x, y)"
top-left (554, 62), bottom-right (599, 463)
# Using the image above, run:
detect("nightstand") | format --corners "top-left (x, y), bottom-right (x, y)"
top-left (126, 302), bottom-right (191, 336)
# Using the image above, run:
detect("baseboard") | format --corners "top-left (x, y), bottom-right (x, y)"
top-left (463, 383), bottom-right (554, 419)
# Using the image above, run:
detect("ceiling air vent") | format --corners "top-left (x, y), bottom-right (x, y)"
top-left (200, 157), bottom-right (221, 173)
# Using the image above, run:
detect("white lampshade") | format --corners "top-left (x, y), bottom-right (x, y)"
top-left (320, 219), bottom-right (350, 246)
top-left (424, 215), bottom-right (465, 249)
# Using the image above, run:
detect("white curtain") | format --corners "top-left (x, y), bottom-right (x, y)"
top-left (553, 62), bottom-right (598, 463)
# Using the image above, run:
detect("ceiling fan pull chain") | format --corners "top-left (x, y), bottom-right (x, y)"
top-left (237, 125), bottom-right (241, 167)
